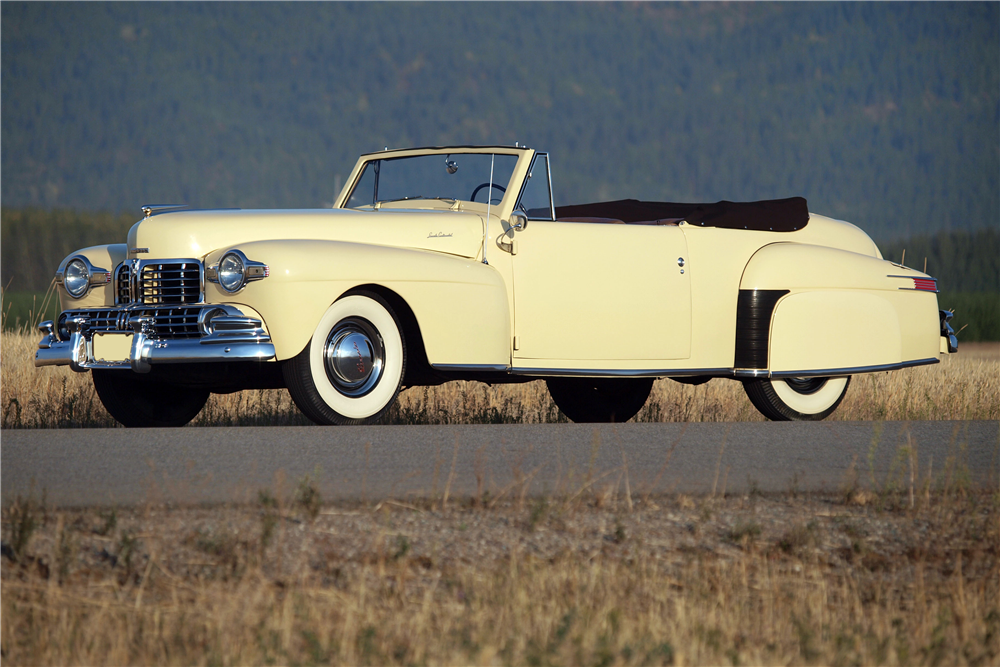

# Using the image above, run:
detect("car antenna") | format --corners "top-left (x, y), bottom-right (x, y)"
top-left (482, 153), bottom-right (495, 265)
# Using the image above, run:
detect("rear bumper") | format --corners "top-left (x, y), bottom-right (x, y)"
top-left (940, 309), bottom-right (959, 354)
top-left (34, 306), bottom-right (275, 373)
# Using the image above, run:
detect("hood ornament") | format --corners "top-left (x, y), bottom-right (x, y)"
top-left (141, 204), bottom-right (190, 218)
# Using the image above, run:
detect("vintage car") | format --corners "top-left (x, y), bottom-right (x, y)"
top-left (35, 145), bottom-right (957, 427)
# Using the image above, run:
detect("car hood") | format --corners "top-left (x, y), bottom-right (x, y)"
top-left (126, 208), bottom-right (487, 262)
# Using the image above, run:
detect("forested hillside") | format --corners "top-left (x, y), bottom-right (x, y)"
top-left (2, 2), bottom-right (997, 240)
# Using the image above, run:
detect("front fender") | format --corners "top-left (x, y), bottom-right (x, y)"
top-left (55, 244), bottom-right (128, 310)
top-left (205, 240), bottom-right (511, 364)
top-left (740, 243), bottom-right (939, 373)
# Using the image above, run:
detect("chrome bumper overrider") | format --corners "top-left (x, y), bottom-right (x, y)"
top-left (34, 306), bottom-right (275, 373)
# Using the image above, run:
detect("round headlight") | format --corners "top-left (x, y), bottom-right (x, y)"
top-left (218, 252), bottom-right (246, 293)
top-left (64, 258), bottom-right (90, 298)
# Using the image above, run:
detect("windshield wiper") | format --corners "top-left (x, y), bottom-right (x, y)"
top-left (376, 195), bottom-right (425, 205)
top-left (374, 196), bottom-right (458, 209)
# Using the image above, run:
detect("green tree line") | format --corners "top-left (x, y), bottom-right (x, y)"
top-left (2, 2), bottom-right (997, 240)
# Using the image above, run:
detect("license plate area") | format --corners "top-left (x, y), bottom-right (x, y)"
top-left (93, 333), bottom-right (133, 363)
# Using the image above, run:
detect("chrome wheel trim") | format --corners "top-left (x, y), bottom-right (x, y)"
top-left (323, 317), bottom-right (384, 397)
top-left (772, 376), bottom-right (849, 415)
top-left (307, 295), bottom-right (404, 421)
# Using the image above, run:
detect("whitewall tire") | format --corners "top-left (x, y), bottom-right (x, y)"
top-left (284, 291), bottom-right (406, 425)
top-left (742, 376), bottom-right (850, 421)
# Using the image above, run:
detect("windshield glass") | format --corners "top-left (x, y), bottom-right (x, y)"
top-left (344, 153), bottom-right (519, 209)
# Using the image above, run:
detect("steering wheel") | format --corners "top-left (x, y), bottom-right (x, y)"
top-left (470, 182), bottom-right (506, 204)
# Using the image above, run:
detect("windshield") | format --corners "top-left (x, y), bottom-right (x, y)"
top-left (344, 153), bottom-right (519, 209)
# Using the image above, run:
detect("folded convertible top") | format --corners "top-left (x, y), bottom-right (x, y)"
top-left (554, 196), bottom-right (809, 232)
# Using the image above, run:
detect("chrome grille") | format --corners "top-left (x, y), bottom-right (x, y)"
top-left (116, 263), bottom-right (132, 304)
top-left (60, 307), bottom-right (203, 338)
top-left (115, 259), bottom-right (202, 305)
top-left (140, 262), bottom-right (201, 304)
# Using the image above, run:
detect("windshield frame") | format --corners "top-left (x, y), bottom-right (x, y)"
top-left (337, 146), bottom-right (532, 214)
top-left (334, 146), bottom-right (526, 210)
top-left (512, 152), bottom-right (556, 221)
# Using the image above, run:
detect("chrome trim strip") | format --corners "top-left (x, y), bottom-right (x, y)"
top-left (766, 357), bottom-right (940, 379)
top-left (898, 287), bottom-right (940, 293)
top-left (431, 363), bottom-right (511, 373)
top-left (508, 367), bottom-right (734, 378)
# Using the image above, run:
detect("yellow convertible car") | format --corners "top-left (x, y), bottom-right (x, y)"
top-left (35, 146), bottom-right (957, 426)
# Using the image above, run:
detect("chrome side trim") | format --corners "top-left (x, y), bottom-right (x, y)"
top-left (509, 367), bottom-right (734, 378)
top-left (765, 357), bottom-right (940, 379)
top-left (431, 363), bottom-right (511, 373)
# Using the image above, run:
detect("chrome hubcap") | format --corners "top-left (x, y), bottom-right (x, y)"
top-left (323, 318), bottom-right (384, 397)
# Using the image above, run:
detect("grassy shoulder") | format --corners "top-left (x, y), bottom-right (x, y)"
top-left (2, 330), bottom-right (998, 428)
top-left (2, 487), bottom-right (997, 666)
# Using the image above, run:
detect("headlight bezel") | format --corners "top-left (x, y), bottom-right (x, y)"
top-left (64, 258), bottom-right (91, 298)
top-left (218, 252), bottom-right (246, 293)
top-left (206, 249), bottom-right (269, 294)
top-left (56, 255), bottom-right (111, 300)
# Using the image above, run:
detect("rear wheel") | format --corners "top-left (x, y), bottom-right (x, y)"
top-left (92, 370), bottom-right (210, 427)
top-left (546, 377), bottom-right (654, 423)
top-left (742, 376), bottom-right (850, 421)
top-left (284, 291), bottom-right (406, 425)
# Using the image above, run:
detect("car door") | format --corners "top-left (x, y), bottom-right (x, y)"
top-left (511, 219), bottom-right (692, 364)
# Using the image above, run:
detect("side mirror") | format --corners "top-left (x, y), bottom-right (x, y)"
top-left (510, 212), bottom-right (528, 231)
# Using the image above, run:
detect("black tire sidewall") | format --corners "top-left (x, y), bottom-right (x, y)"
top-left (546, 377), bottom-right (654, 423)
top-left (92, 370), bottom-right (209, 428)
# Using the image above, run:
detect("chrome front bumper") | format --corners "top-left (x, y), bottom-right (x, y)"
top-left (34, 305), bottom-right (276, 373)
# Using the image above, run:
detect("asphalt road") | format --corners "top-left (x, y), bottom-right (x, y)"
top-left (2, 421), bottom-right (997, 507)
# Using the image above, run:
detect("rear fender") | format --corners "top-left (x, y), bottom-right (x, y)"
top-left (740, 243), bottom-right (939, 373)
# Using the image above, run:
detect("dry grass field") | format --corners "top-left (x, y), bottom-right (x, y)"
top-left (3, 326), bottom-right (998, 665)
top-left (2, 485), bottom-right (997, 666)
top-left (3, 328), bottom-right (997, 428)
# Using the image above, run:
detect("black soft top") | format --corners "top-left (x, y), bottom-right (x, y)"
top-left (554, 196), bottom-right (809, 232)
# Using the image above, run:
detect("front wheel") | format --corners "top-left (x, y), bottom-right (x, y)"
top-left (92, 370), bottom-right (210, 428)
top-left (742, 376), bottom-right (850, 421)
top-left (284, 291), bottom-right (406, 425)
top-left (546, 377), bottom-right (654, 423)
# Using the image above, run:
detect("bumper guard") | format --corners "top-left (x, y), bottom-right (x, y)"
top-left (34, 306), bottom-right (276, 373)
